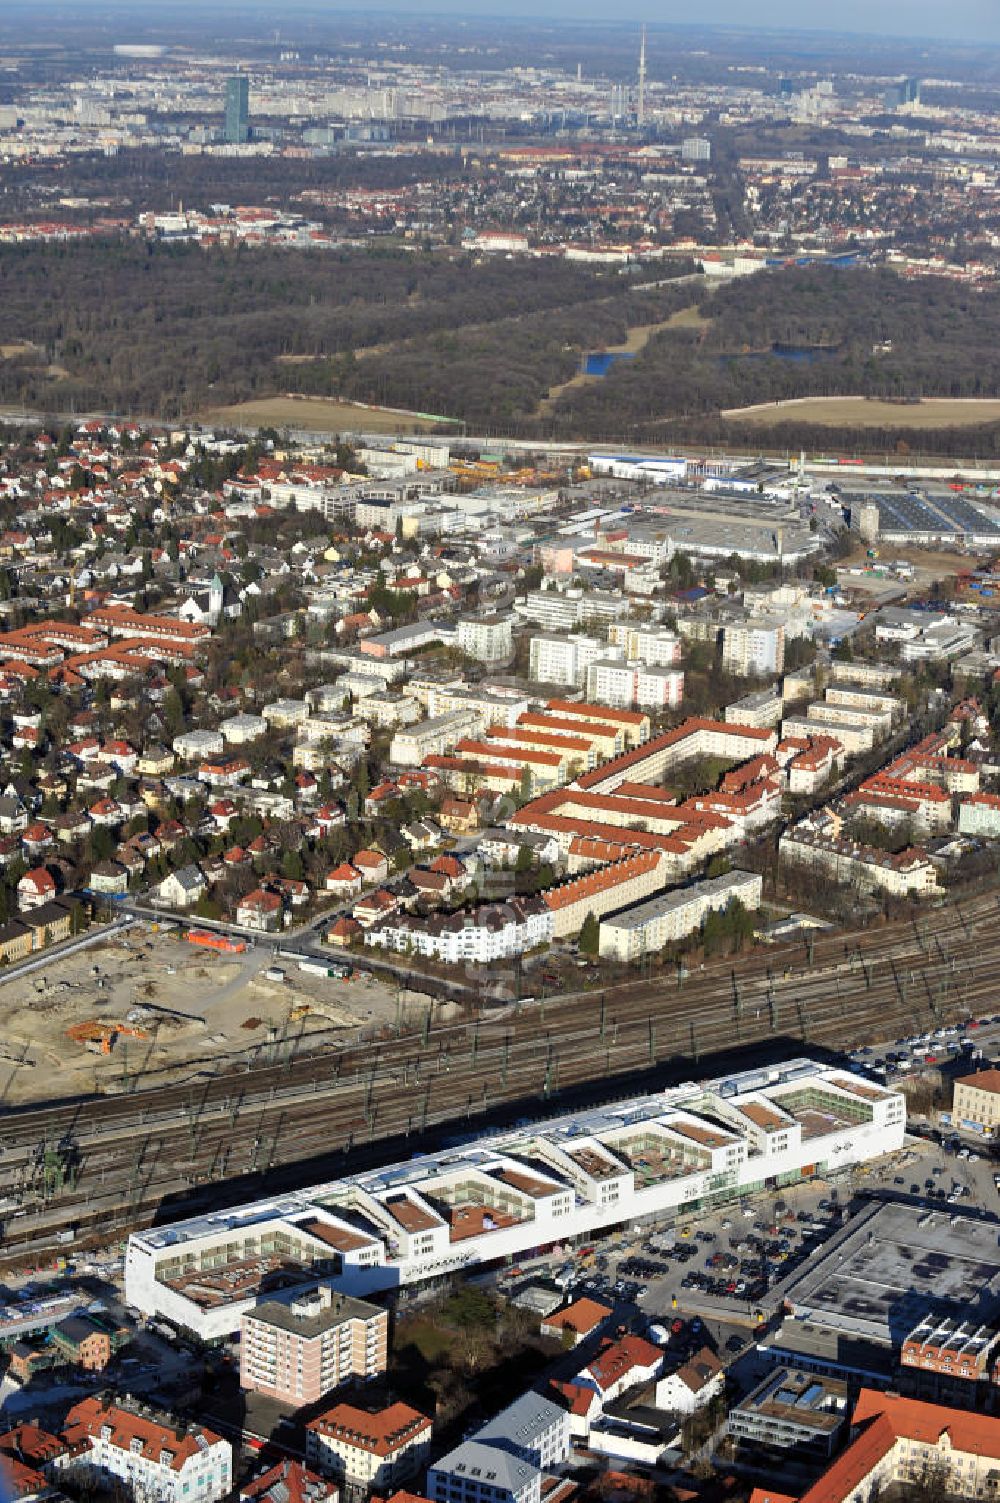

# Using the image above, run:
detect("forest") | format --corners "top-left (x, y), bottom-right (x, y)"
top-left (546, 268), bottom-right (1000, 447)
top-left (0, 147), bottom-right (465, 220)
top-left (0, 239), bottom-right (691, 424)
top-left (5, 244), bottom-right (1000, 453)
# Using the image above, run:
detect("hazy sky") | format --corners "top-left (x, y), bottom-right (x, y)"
top-left (311, 0), bottom-right (1000, 46)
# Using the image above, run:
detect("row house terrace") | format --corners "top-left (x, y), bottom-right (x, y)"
top-left (87, 605), bottom-right (211, 646)
top-left (575, 717), bottom-right (778, 794)
top-left (512, 787), bottom-right (734, 876)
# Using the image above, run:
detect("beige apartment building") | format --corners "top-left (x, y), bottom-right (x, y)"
top-left (952, 1070), bottom-right (1000, 1137)
top-left (305, 1401), bottom-right (432, 1492)
top-left (778, 828), bottom-right (938, 898)
top-left (240, 1286), bottom-right (388, 1406)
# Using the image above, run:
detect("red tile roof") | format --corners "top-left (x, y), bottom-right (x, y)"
top-left (542, 1298), bottom-right (612, 1337)
top-left (955, 1068), bottom-right (1000, 1096)
top-left (584, 1334), bottom-right (662, 1392)
top-left (242, 1460), bottom-right (338, 1503)
top-left (63, 1397), bottom-right (222, 1472)
top-left (575, 716), bottom-right (774, 791)
top-left (543, 850), bottom-right (662, 912)
top-left (306, 1402), bottom-right (430, 1457)
top-left (546, 698), bottom-right (648, 728)
top-left (795, 1388), bottom-right (1000, 1503)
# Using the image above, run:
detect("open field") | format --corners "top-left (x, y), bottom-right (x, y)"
top-left (202, 395), bottom-right (459, 435)
top-left (837, 542), bottom-right (977, 597)
top-left (0, 926), bottom-right (436, 1105)
top-left (660, 302), bottom-right (713, 332)
top-left (537, 306), bottom-right (709, 417)
top-left (721, 395), bottom-right (1000, 428)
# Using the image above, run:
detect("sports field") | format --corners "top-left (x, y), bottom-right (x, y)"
top-left (721, 396), bottom-right (1000, 428)
top-left (202, 396), bottom-right (458, 435)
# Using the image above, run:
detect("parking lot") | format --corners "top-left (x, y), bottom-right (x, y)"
top-left (496, 1121), bottom-right (997, 1343)
top-left (848, 1013), bottom-right (1000, 1084)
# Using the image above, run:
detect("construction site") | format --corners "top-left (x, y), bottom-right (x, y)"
top-left (0, 925), bottom-right (430, 1108)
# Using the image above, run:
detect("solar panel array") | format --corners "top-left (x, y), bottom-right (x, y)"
top-left (864, 490), bottom-right (1000, 540)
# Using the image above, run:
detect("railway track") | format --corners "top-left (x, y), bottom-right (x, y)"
top-left (1, 887), bottom-right (997, 1264)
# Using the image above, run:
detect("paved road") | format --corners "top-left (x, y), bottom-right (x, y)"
top-left (0, 916), bottom-right (135, 989)
top-left (199, 946), bottom-right (270, 1010)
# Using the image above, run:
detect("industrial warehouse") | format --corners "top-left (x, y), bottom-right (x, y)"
top-left (761, 1199), bottom-right (1000, 1388)
top-left (124, 1057), bottom-right (905, 1339)
top-left (849, 488), bottom-right (1000, 546)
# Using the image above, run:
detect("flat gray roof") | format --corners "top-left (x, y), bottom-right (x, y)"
top-left (601, 870), bottom-right (761, 934)
top-left (783, 1200), bottom-right (1000, 1344)
top-left (246, 1289), bottom-right (382, 1338)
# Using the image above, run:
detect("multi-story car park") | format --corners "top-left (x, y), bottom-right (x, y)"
top-left (124, 1059), bottom-right (905, 1339)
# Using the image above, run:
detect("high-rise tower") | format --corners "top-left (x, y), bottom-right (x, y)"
top-left (637, 26), bottom-right (647, 128)
top-left (224, 74), bottom-right (249, 145)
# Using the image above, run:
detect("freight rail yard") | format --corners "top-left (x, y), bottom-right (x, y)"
top-left (0, 886), bottom-right (995, 1268)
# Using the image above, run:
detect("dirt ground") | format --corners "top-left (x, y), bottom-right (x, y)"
top-left (840, 542), bottom-right (975, 574)
top-left (721, 395), bottom-right (1000, 428)
top-left (202, 396), bottom-right (456, 435)
top-left (836, 542), bottom-right (980, 599)
top-left (0, 925), bottom-right (443, 1105)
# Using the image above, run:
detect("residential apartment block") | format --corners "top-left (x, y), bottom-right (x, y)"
top-left (779, 827), bottom-right (938, 898)
top-left (456, 616), bottom-right (513, 663)
top-left (528, 633), bottom-right (605, 688)
top-left (900, 1316), bottom-right (1000, 1402)
top-left (389, 711), bottom-right (482, 767)
top-left (752, 1389), bottom-right (1000, 1503)
top-left (959, 792), bottom-right (1000, 838)
top-left (725, 688), bottom-right (783, 729)
top-left (305, 1403), bottom-right (431, 1493)
top-left (606, 624), bottom-right (682, 667)
top-left (544, 849), bottom-right (669, 939)
top-left (475, 1395), bottom-right (570, 1470)
top-left (575, 716), bottom-right (777, 794)
top-left (584, 659), bottom-right (684, 712)
top-left (62, 1398), bottom-right (231, 1503)
top-left (514, 589), bottom-right (629, 632)
top-left (240, 1286), bottom-right (388, 1405)
top-left (729, 1368), bottom-right (848, 1463)
top-left (598, 869), bottom-right (763, 962)
top-left (428, 1442), bottom-right (540, 1503)
top-left (721, 619), bottom-right (785, 676)
top-left (951, 1069), bottom-right (1000, 1136)
top-left (365, 895), bottom-right (551, 965)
